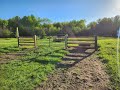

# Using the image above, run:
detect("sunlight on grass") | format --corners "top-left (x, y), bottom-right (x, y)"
top-left (98, 38), bottom-right (120, 89)
top-left (0, 38), bottom-right (20, 54)
top-left (0, 38), bottom-right (68, 90)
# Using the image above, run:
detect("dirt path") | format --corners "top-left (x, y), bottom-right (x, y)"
top-left (35, 47), bottom-right (111, 90)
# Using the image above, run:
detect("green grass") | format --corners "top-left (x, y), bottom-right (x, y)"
top-left (0, 38), bottom-right (20, 54)
top-left (98, 38), bottom-right (120, 90)
top-left (1, 37), bottom-right (120, 90)
top-left (0, 38), bottom-right (68, 90)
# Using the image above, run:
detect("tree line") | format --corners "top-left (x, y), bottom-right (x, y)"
top-left (0, 15), bottom-right (120, 38)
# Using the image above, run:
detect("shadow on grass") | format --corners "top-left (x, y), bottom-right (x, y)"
top-left (56, 47), bottom-right (95, 68)
top-left (24, 46), bottom-right (95, 69)
top-left (23, 48), bottom-right (65, 65)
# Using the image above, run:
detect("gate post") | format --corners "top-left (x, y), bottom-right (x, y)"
top-left (18, 37), bottom-right (19, 47)
top-left (16, 27), bottom-right (20, 47)
top-left (34, 35), bottom-right (37, 48)
top-left (95, 35), bottom-right (97, 51)
top-left (65, 34), bottom-right (68, 50)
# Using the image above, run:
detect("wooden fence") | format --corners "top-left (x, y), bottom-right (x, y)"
top-left (64, 35), bottom-right (98, 51)
top-left (18, 35), bottom-right (36, 48)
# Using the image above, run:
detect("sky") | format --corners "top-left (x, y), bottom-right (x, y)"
top-left (0, 0), bottom-right (120, 24)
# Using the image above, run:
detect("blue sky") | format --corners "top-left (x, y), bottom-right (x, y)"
top-left (0, 0), bottom-right (120, 24)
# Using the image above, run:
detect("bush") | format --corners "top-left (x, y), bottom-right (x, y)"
top-left (40, 29), bottom-right (46, 39)
top-left (2, 29), bottom-right (12, 38)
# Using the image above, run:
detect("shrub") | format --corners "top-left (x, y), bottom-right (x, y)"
top-left (2, 29), bottom-right (12, 38)
top-left (40, 29), bottom-right (46, 39)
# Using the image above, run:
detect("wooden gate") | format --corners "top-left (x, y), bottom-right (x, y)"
top-left (65, 35), bottom-right (98, 51)
top-left (16, 27), bottom-right (37, 48)
top-left (18, 35), bottom-right (36, 48)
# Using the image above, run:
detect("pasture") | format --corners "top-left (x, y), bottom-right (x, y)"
top-left (0, 38), bottom-right (20, 54)
top-left (0, 37), bottom-right (120, 90)
top-left (98, 38), bottom-right (120, 89)
top-left (0, 37), bottom-right (68, 90)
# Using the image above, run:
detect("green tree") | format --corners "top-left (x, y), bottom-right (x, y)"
top-left (87, 21), bottom-right (97, 30)
top-left (40, 29), bottom-right (46, 39)
top-left (0, 20), bottom-right (8, 29)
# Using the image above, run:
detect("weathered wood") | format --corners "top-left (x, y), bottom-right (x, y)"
top-left (19, 36), bottom-right (34, 38)
top-left (19, 43), bottom-right (34, 46)
top-left (18, 35), bottom-right (37, 48)
top-left (16, 27), bottom-right (19, 38)
top-left (19, 41), bottom-right (34, 43)
top-left (68, 39), bottom-right (94, 41)
top-left (16, 27), bottom-right (20, 47)
top-left (67, 35), bottom-right (98, 50)
top-left (67, 46), bottom-right (95, 49)
top-left (19, 38), bottom-right (33, 40)
top-left (34, 35), bottom-right (37, 48)
top-left (18, 37), bottom-right (20, 47)
top-left (67, 42), bottom-right (94, 44)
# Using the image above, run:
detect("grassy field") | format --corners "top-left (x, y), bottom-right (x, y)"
top-left (98, 38), bottom-right (120, 90)
top-left (0, 38), bottom-right (68, 90)
top-left (0, 37), bottom-right (120, 90)
top-left (0, 38), bottom-right (20, 54)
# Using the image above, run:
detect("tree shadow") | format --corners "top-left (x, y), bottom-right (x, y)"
top-left (24, 48), bottom-right (65, 65)
top-left (27, 58), bottom-right (59, 65)
top-left (56, 47), bottom-right (95, 68)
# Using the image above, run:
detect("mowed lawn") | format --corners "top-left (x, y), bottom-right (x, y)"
top-left (98, 38), bottom-right (120, 90)
top-left (0, 38), bottom-right (68, 90)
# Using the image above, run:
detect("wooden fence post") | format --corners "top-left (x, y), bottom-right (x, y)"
top-left (95, 35), bottom-right (97, 51)
top-left (16, 27), bottom-right (19, 38)
top-left (16, 27), bottom-right (20, 47)
top-left (65, 34), bottom-right (68, 50)
top-left (34, 35), bottom-right (36, 48)
top-left (18, 37), bottom-right (19, 47)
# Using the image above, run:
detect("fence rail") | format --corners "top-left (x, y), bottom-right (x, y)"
top-left (18, 35), bottom-right (36, 48)
top-left (64, 35), bottom-right (98, 51)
